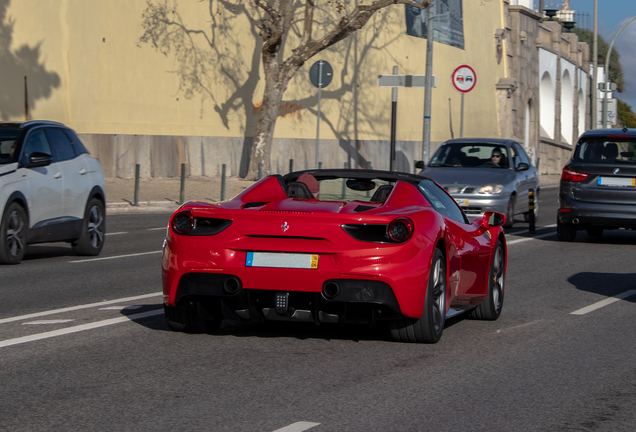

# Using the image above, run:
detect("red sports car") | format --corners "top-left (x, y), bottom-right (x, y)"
top-left (162, 169), bottom-right (507, 343)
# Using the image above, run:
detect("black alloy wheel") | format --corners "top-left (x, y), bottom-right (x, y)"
top-left (0, 202), bottom-right (27, 265)
top-left (73, 198), bottom-right (106, 256)
top-left (469, 239), bottom-right (505, 320)
top-left (557, 217), bottom-right (577, 242)
top-left (390, 248), bottom-right (447, 343)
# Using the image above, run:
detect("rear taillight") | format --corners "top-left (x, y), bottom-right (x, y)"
top-left (387, 217), bottom-right (414, 242)
top-left (561, 167), bottom-right (589, 183)
top-left (172, 211), bottom-right (194, 234)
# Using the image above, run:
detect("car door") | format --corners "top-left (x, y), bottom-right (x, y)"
top-left (17, 128), bottom-right (64, 227)
top-left (511, 143), bottom-right (531, 214)
top-left (44, 128), bottom-right (91, 219)
top-left (418, 179), bottom-right (491, 303)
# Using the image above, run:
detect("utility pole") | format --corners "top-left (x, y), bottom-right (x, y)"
top-left (422, 1), bottom-right (434, 164)
top-left (592, 0), bottom-right (598, 129)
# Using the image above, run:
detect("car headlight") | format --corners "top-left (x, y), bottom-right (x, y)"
top-left (478, 184), bottom-right (504, 194)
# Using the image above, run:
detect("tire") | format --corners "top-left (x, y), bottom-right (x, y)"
top-left (72, 198), bottom-right (106, 256)
top-left (390, 248), bottom-right (446, 343)
top-left (523, 190), bottom-right (539, 224)
top-left (504, 195), bottom-right (515, 228)
top-left (586, 227), bottom-right (603, 237)
top-left (557, 217), bottom-right (577, 242)
top-left (469, 240), bottom-right (505, 320)
top-left (0, 202), bottom-right (28, 265)
top-left (164, 300), bottom-right (222, 333)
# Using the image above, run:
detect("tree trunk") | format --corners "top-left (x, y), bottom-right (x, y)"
top-left (246, 54), bottom-right (294, 180)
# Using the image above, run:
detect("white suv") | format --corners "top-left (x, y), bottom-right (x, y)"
top-left (0, 121), bottom-right (106, 264)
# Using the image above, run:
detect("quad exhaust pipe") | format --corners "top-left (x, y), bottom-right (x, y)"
top-left (322, 281), bottom-right (340, 300)
top-left (572, 218), bottom-right (580, 225)
top-left (223, 277), bottom-right (242, 294)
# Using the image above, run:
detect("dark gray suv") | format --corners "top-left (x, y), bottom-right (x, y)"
top-left (557, 127), bottom-right (636, 241)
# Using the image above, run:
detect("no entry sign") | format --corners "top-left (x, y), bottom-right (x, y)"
top-left (451, 64), bottom-right (477, 93)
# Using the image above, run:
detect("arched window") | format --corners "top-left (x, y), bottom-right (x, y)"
top-left (561, 70), bottom-right (574, 144)
top-left (540, 72), bottom-right (555, 139)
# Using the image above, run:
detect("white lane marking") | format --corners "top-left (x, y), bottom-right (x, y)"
top-left (69, 250), bottom-right (162, 263)
top-left (570, 290), bottom-right (636, 315)
top-left (147, 227), bottom-right (167, 231)
top-left (272, 422), bottom-right (321, 432)
top-left (105, 232), bottom-right (128, 236)
top-left (99, 306), bottom-right (143, 311)
top-left (23, 320), bottom-right (75, 325)
top-left (507, 231), bottom-right (555, 245)
top-left (0, 309), bottom-right (164, 349)
top-left (0, 293), bottom-right (162, 325)
top-left (509, 224), bottom-right (556, 236)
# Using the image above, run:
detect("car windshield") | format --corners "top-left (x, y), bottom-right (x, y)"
top-left (574, 138), bottom-right (636, 164)
top-left (314, 178), bottom-right (394, 202)
top-left (429, 143), bottom-right (509, 168)
top-left (0, 128), bottom-right (21, 165)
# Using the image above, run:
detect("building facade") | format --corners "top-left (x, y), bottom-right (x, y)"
top-left (0, 0), bottom-right (588, 178)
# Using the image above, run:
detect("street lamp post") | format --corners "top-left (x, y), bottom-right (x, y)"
top-left (602, 15), bottom-right (636, 128)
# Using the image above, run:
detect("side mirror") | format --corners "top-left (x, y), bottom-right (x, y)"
top-left (26, 152), bottom-right (53, 168)
top-left (415, 160), bottom-right (425, 169)
top-left (482, 211), bottom-right (506, 228)
top-left (516, 162), bottom-right (529, 171)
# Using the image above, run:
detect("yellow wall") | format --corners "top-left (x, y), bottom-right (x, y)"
top-left (3, 0), bottom-right (506, 143)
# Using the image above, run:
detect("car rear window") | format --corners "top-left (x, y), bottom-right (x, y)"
top-left (574, 139), bottom-right (636, 164)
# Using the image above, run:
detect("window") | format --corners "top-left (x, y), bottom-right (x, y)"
top-left (46, 128), bottom-right (77, 161)
top-left (22, 130), bottom-right (52, 164)
top-left (417, 179), bottom-right (469, 224)
top-left (512, 143), bottom-right (530, 168)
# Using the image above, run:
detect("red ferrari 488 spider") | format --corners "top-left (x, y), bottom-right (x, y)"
top-left (162, 169), bottom-right (507, 343)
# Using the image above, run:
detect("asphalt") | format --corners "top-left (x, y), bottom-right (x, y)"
top-left (105, 174), bottom-right (562, 214)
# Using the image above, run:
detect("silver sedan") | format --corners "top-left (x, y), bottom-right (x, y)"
top-left (418, 138), bottom-right (539, 228)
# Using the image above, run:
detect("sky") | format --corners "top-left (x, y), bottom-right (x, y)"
top-left (560, 0), bottom-right (636, 110)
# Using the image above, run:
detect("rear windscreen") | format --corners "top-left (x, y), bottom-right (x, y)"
top-left (574, 139), bottom-right (636, 164)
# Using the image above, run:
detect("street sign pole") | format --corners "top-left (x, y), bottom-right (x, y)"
top-left (390, 66), bottom-right (398, 171)
top-left (460, 93), bottom-right (465, 138)
top-left (310, 60), bottom-right (332, 168)
top-left (315, 60), bottom-right (323, 168)
top-left (422, 2), bottom-right (434, 164)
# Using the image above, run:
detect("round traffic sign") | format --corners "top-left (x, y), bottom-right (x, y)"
top-left (310, 60), bottom-right (333, 89)
top-left (451, 64), bottom-right (477, 93)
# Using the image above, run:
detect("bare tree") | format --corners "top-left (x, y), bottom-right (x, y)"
top-left (141, 0), bottom-right (431, 179)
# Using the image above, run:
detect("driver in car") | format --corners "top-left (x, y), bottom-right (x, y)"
top-left (490, 148), bottom-right (504, 167)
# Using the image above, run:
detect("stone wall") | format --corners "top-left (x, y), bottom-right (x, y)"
top-left (80, 133), bottom-right (439, 179)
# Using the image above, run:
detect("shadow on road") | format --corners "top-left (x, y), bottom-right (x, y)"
top-left (568, 272), bottom-right (636, 304)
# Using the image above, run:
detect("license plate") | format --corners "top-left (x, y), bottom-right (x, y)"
top-left (455, 198), bottom-right (469, 207)
top-left (597, 177), bottom-right (636, 187)
top-left (245, 252), bottom-right (319, 269)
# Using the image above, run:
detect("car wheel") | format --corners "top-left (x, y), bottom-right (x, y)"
top-left (469, 240), bottom-right (505, 320)
top-left (72, 198), bottom-right (105, 256)
top-left (557, 217), bottom-right (577, 242)
top-left (0, 202), bottom-right (27, 265)
top-left (390, 248), bottom-right (446, 343)
top-left (586, 227), bottom-right (603, 237)
top-left (164, 300), bottom-right (222, 333)
top-left (523, 189), bottom-right (539, 224)
top-left (504, 195), bottom-right (515, 228)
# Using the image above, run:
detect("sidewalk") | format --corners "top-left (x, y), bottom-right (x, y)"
top-left (105, 174), bottom-right (562, 215)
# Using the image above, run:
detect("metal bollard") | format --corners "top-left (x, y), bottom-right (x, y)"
top-left (258, 162), bottom-right (263, 180)
top-left (528, 189), bottom-right (536, 233)
top-left (342, 162), bottom-right (348, 198)
top-left (133, 164), bottom-right (140, 206)
top-left (289, 159), bottom-right (294, 173)
top-left (179, 163), bottom-right (186, 205)
top-left (221, 164), bottom-right (226, 201)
